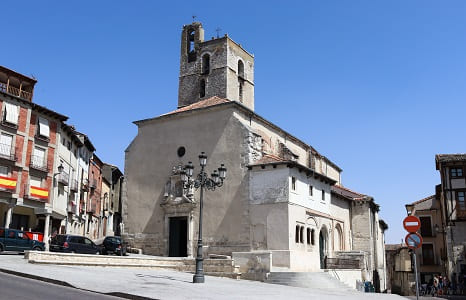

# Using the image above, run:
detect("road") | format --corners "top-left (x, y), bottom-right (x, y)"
top-left (0, 272), bottom-right (123, 300)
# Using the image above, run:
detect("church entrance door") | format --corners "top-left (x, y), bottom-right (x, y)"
top-left (169, 217), bottom-right (188, 257)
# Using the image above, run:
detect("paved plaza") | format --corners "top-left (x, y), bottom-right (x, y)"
top-left (0, 254), bottom-right (407, 300)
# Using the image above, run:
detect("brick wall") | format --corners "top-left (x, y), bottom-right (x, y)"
top-left (18, 106), bottom-right (28, 132)
top-left (29, 113), bottom-right (37, 137)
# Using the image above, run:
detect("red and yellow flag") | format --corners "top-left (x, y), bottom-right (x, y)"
top-left (0, 176), bottom-right (16, 190)
top-left (30, 186), bottom-right (48, 199)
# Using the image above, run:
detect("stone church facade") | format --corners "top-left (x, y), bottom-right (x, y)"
top-left (123, 22), bottom-right (387, 290)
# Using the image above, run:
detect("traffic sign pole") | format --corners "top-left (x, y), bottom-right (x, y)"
top-left (413, 249), bottom-right (419, 300)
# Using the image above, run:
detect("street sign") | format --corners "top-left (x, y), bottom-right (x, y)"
top-left (405, 232), bottom-right (423, 250)
top-left (403, 215), bottom-right (421, 233)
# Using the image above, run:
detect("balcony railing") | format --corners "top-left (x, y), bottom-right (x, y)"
top-left (0, 143), bottom-right (16, 161)
top-left (25, 184), bottom-right (48, 202)
top-left (81, 179), bottom-right (89, 191)
top-left (57, 172), bottom-right (69, 186)
top-left (0, 175), bottom-right (17, 192)
top-left (69, 179), bottom-right (78, 192)
top-left (30, 155), bottom-right (48, 172)
top-left (0, 81), bottom-right (33, 101)
top-left (87, 201), bottom-right (97, 213)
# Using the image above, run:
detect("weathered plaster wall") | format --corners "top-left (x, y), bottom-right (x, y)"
top-left (124, 106), bottom-right (251, 255)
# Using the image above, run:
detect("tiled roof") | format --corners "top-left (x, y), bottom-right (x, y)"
top-left (249, 154), bottom-right (285, 166)
top-left (163, 96), bottom-right (230, 116)
top-left (331, 185), bottom-right (368, 201)
top-left (436, 154), bottom-right (466, 163)
top-left (410, 195), bottom-right (434, 206)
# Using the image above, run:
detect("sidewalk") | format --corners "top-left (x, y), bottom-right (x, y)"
top-left (0, 254), bottom-right (405, 300)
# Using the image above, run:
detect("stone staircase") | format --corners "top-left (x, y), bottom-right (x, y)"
top-left (265, 271), bottom-right (355, 291)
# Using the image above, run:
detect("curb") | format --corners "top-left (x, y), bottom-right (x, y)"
top-left (0, 267), bottom-right (157, 300)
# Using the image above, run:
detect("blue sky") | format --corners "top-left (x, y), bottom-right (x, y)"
top-left (3, 1), bottom-right (466, 243)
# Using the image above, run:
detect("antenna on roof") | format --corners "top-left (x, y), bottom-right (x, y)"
top-left (215, 27), bottom-right (222, 38)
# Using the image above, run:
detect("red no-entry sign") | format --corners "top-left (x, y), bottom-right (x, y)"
top-left (405, 232), bottom-right (423, 250)
top-left (403, 215), bottom-right (421, 233)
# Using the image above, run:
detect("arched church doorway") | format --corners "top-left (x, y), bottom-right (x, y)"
top-left (319, 228), bottom-right (327, 269)
top-left (169, 217), bottom-right (188, 257)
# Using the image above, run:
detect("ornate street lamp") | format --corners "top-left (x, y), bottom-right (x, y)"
top-left (181, 152), bottom-right (227, 283)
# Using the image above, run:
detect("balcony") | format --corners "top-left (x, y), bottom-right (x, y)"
top-left (67, 201), bottom-right (76, 213)
top-left (25, 184), bottom-right (48, 202)
top-left (0, 175), bottom-right (17, 192)
top-left (0, 81), bottom-right (33, 101)
top-left (57, 172), bottom-right (69, 186)
top-left (89, 178), bottom-right (97, 190)
top-left (30, 155), bottom-right (48, 172)
top-left (81, 179), bottom-right (89, 191)
top-left (69, 179), bottom-right (78, 192)
top-left (87, 201), bottom-right (97, 214)
top-left (0, 143), bottom-right (16, 161)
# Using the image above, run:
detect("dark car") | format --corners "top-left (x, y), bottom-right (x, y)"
top-left (99, 236), bottom-right (126, 256)
top-left (0, 228), bottom-right (45, 252)
top-left (50, 234), bottom-right (100, 254)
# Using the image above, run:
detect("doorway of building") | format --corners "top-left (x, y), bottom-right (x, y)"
top-left (319, 230), bottom-right (326, 269)
top-left (169, 217), bottom-right (188, 257)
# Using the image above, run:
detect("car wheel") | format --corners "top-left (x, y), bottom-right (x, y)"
top-left (33, 246), bottom-right (43, 251)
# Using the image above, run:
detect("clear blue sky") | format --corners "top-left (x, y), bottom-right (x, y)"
top-left (3, 1), bottom-right (466, 244)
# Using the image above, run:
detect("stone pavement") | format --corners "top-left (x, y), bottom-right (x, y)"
top-left (0, 253), bottom-right (406, 300)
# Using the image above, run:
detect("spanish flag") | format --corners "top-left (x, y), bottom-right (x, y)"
top-left (30, 186), bottom-right (48, 199)
top-left (0, 176), bottom-right (16, 190)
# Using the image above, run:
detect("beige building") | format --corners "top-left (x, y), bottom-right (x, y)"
top-left (123, 22), bottom-right (387, 290)
top-left (405, 193), bottom-right (447, 285)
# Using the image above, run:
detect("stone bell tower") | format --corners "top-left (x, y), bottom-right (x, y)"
top-left (178, 22), bottom-right (255, 111)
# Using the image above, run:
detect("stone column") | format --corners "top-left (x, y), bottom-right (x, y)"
top-left (43, 214), bottom-right (51, 251)
top-left (4, 206), bottom-right (13, 228)
top-left (4, 199), bottom-right (17, 228)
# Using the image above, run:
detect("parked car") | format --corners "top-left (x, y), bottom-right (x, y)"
top-left (99, 236), bottom-right (126, 256)
top-left (0, 227), bottom-right (45, 252)
top-left (50, 234), bottom-right (100, 254)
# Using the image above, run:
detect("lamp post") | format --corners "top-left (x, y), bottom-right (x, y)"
top-left (180, 152), bottom-right (227, 283)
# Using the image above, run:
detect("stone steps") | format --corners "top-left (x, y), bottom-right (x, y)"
top-left (265, 271), bottom-right (355, 291)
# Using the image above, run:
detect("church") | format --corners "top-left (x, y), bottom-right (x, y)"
top-left (123, 22), bottom-right (387, 290)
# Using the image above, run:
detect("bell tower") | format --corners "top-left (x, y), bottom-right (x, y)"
top-left (178, 22), bottom-right (255, 111)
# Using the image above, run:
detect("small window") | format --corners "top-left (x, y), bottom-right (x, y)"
top-left (309, 185), bottom-right (313, 197)
top-left (291, 177), bottom-right (297, 191)
top-left (295, 225), bottom-right (299, 243)
top-left (300, 226), bottom-right (304, 243)
top-left (199, 79), bottom-right (206, 98)
top-left (306, 228), bottom-right (311, 245)
top-left (3, 102), bottom-right (19, 125)
top-left (321, 190), bottom-right (325, 201)
top-left (0, 165), bottom-right (9, 176)
top-left (451, 168), bottom-right (464, 178)
top-left (311, 229), bottom-right (315, 245)
top-left (238, 60), bottom-right (244, 78)
top-left (0, 133), bottom-right (13, 158)
top-left (37, 117), bottom-right (50, 138)
top-left (419, 216), bottom-right (433, 237)
top-left (422, 244), bottom-right (434, 265)
top-left (67, 141), bottom-right (71, 150)
top-left (457, 191), bottom-right (465, 210)
top-left (202, 54), bottom-right (210, 74)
